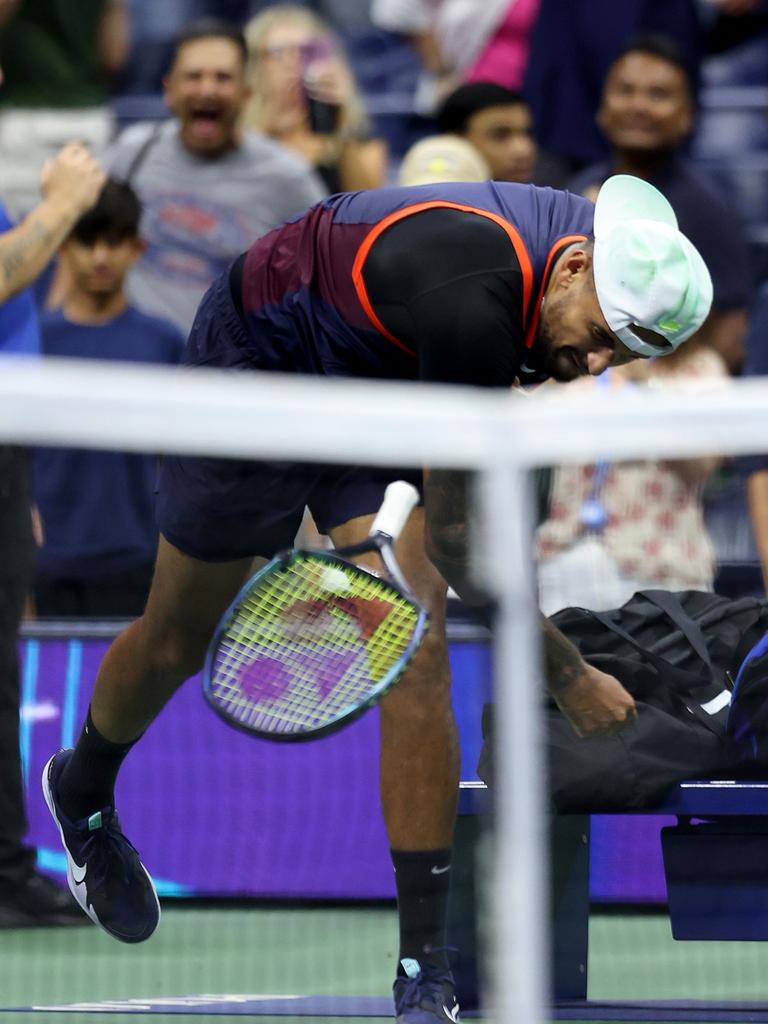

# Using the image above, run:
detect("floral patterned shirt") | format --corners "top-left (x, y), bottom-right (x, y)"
top-left (536, 347), bottom-right (727, 589)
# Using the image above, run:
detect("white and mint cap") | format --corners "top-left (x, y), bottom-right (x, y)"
top-left (592, 174), bottom-right (713, 356)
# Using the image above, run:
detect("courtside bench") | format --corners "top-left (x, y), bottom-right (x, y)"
top-left (449, 779), bottom-right (768, 1020)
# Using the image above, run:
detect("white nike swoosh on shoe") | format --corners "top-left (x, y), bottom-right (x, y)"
top-left (430, 864), bottom-right (451, 875)
top-left (41, 756), bottom-right (100, 929)
top-left (443, 1003), bottom-right (460, 1022)
top-left (69, 863), bottom-right (92, 921)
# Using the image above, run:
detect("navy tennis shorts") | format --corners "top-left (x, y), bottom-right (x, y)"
top-left (156, 269), bottom-right (420, 562)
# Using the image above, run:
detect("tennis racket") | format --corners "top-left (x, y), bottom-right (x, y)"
top-left (203, 480), bottom-right (429, 740)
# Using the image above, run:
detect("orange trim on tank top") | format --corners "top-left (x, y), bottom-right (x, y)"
top-left (351, 201), bottom-right (535, 357)
top-left (523, 234), bottom-right (589, 350)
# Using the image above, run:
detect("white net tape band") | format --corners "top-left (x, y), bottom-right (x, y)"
top-left (1, 357), bottom-right (767, 466)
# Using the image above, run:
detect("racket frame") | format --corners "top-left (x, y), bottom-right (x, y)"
top-left (202, 532), bottom-right (429, 741)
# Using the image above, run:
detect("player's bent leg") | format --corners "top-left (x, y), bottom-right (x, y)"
top-left (330, 510), bottom-right (461, 1023)
top-left (90, 536), bottom-right (254, 742)
top-left (43, 536), bottom-right (253, 943)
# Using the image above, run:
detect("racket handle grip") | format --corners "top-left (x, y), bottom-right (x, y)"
top-left (370, 480), bottom-right (420, 540)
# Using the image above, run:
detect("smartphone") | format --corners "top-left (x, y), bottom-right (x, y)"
top-left (301, 36), bottom-right (341, 135)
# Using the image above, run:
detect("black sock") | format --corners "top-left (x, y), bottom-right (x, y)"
top-left (56, 708), bottom-right (140, 820)
top-left (392, 848), bottom-right (452, 973)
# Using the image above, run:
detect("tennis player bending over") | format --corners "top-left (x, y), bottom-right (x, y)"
top-left (44, 175), bottom-right (711, 1022)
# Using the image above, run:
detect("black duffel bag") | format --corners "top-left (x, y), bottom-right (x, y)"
top-left (477, 590), bottom-right (768, 812)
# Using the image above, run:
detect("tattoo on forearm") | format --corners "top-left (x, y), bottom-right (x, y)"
top-left (540, 612), bottom-right (585, 692)
top-left (0, 214), bottom-right (59, 299)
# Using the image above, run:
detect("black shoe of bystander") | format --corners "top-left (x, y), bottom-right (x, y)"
top-left (0, 870), bottom-right (87, 928)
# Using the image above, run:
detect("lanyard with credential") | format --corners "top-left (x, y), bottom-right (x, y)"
top-left (578, 371), bottom-right (611, 532)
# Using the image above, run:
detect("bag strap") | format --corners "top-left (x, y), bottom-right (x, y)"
top-left (584, 607), bottom-right (711, 694)
top-left (639, 590), bottom-right (714, 669)
top-left (584, 605), bottom-right (727, 739)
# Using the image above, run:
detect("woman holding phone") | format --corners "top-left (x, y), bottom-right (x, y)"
top-left (242, 5), bottom-right (388, 194)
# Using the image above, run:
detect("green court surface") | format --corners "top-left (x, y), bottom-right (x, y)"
top-left (2, 905), bottom-right (768, 1023)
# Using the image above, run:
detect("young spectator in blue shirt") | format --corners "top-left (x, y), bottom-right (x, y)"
top-left (33, 179), bottom-right (184, 618)
top-left (569, 34), bottom-right (752, 373)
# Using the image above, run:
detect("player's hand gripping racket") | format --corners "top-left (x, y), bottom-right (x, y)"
top-left (203, 481), bottom-right (429, 740)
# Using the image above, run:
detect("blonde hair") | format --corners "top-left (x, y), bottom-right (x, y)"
top-left (242, 4), bottom-right (367, 136)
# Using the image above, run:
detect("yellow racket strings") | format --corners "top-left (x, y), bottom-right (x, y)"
top-left (211, 555), bottom-right (420, 733)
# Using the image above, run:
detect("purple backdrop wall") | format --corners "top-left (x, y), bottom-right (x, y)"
top-left (20, 630), bottom-right (669, 901)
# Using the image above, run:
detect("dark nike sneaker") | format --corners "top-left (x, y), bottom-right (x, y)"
top-left (393, 958), bottom-right (461, 1022)
top-left (42, 749), bottom-right (160, 943)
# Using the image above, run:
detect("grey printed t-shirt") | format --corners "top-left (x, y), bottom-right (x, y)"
top-left (106, 120), bottom-right (327, 333)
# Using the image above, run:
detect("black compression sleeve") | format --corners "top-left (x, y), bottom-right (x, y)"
top-left (363, 207), bottom-right (527, 387)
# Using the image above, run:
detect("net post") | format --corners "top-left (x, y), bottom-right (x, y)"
top-left (475, 460), bottom-right (549, 1023)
